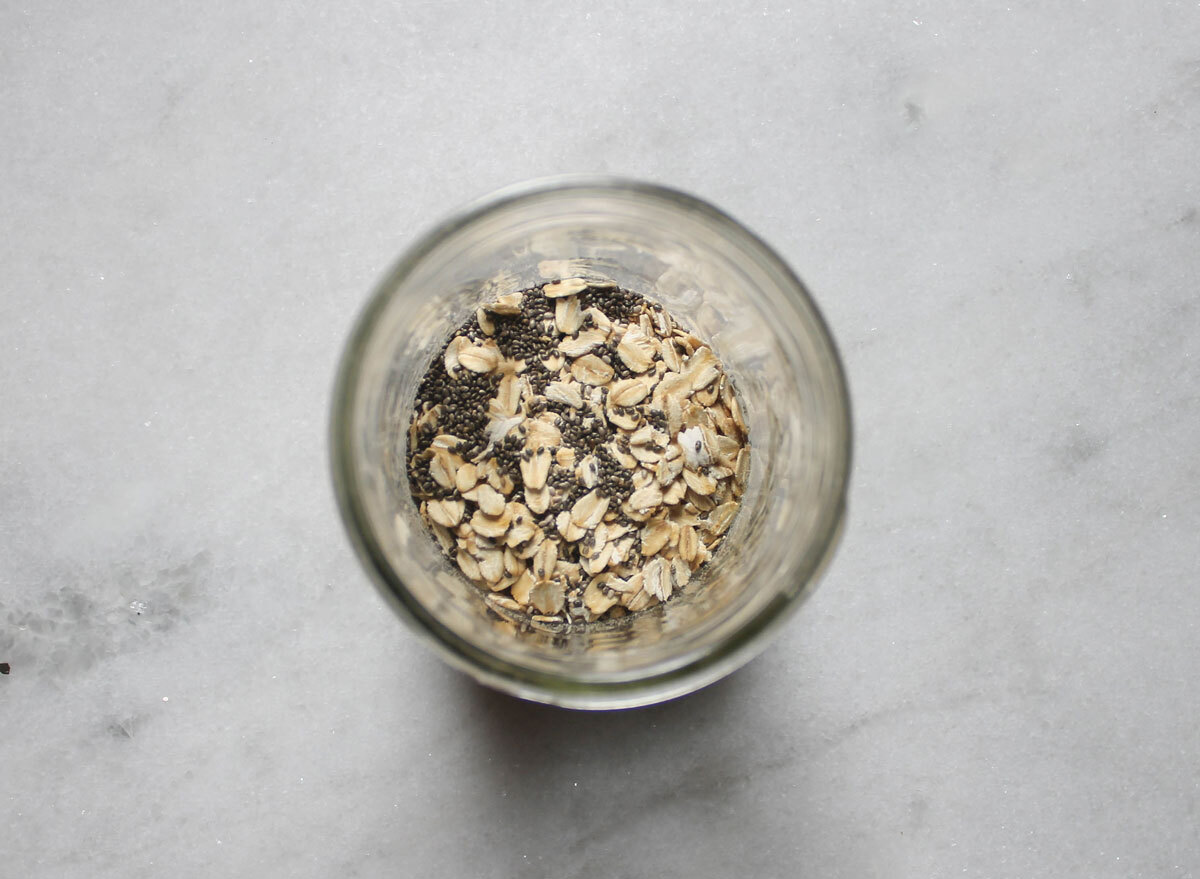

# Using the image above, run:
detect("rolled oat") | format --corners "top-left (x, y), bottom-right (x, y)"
top-left (406, 279), bottom-right (750, 626)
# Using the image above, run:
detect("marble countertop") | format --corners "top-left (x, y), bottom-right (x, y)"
top-left (3, 2), bottom-right (1198, 876)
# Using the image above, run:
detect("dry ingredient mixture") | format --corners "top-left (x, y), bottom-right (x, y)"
top-left (406, 278), bottom-right (749, 627)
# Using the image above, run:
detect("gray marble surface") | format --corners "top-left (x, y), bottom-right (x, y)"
top-left (3, 2), bottom-right (1198, 876)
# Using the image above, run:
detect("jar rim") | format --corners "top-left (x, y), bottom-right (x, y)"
top-left (330, 175), bottom-right (853, 709)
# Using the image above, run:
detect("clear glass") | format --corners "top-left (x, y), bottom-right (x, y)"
top-left (331, 177), bottom-right (851, 709)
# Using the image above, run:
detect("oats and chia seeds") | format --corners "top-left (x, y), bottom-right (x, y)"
top-left (406, 278), bottom-right (749, 626)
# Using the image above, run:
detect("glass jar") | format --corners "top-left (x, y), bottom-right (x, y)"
top-left (331, 177), bottom-right (851, 709)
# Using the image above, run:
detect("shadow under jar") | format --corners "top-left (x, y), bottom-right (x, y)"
top-left (331, 177), bottom-right (852, 709)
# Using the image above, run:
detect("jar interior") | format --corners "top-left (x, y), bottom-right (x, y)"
top-left (337, 184), bottom-right (849, 687)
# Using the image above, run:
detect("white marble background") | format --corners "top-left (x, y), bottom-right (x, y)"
top-left (2, 1), bottom-right (1198, 876)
